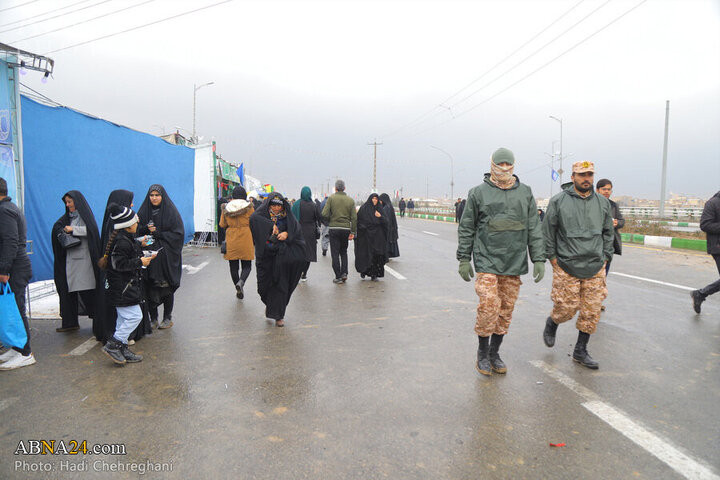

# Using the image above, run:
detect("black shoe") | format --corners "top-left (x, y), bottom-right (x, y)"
top-left (150, 317), bottom-right (159, 330)
top-left (476, 336), bottom-right (492, 376)
top-left (322, 249), bottom-right (327, 256)
top-left (158, 316), bottom-right (174, 329)
top-left (691, 290), bottom-right (705, 314)
top-left (572, 331), bottom-right (599, 369)
top-left (102, 338), bottom-right (126, 365)
top-left (489, 334), bottom-right (507, 374)
top-left (543, 317), bottom-right (558, 348)
top-left (120, 344), bottom-right (143, 363)
top-left (333, 278), bottom-right (343, 284)
top-left (341, 274), bottom-right (348, 283)
top-left (56, 326), bottom-right (79, 333)
top-left (236, 280), bottom-right (245, 299)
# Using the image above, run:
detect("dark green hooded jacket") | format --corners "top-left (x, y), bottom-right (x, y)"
top-left (456, 174), bottom-right (545, 275)
top-left (543, 182), bottom-right (614, 279)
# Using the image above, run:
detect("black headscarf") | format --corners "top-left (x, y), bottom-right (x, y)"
top-left (137, 184), bottom-right (184, 290)
top-left (355, 194), bottom-right (388, 273)
top-left (100, 190), bottom-right (133, 252)
top-left (379, 193), bottom-right (398, 243)
top-left (232, 186), bottom-right (247, 200)
top-left (249, 192), bottom-right (305, 260)
top-left (51, 190), bottom-right (102, 318)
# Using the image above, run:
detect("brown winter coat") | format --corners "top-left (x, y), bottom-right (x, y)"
top-left (220, 199), bottom-right (255, 260)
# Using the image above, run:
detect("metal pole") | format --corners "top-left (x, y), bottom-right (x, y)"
top-left (368, 140), bottom-right (382, 190)
top-left (192, 83), bottom-right (197, 142)
top-left (549, 116), bottom-right (563, 184)
top-left (660, 100), bottom-right (670, 217)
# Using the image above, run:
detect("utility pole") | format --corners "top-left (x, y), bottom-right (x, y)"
top-left (368, 139), bottom-right (382, 191)
top-left (426, 177), bottom-right (429, 200)
top-left (659, 100), bottom-right (670, 217)
top-left (549, 115), bottom-right (563, 184)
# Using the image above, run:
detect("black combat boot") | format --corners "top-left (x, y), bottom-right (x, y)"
top-left (489, 334), bottom-right (507, 374)
top-left (543, 317), bottom-right (558, 347)
top-left (120, 344), bottom-right (143, 363)
top-left (102, 338), bottom-right (126, 365)
top-left (476, 336), bottom-right (492, 376)
top-left (572, 331), bottom-right (599, 369)
top-left (691, 290), bottom-right (705, 314)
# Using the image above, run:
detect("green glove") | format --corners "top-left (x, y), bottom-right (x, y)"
top-left (458, 260), bottom-right (474, 282)
top-left (533, 261), bottom-right (545, 283)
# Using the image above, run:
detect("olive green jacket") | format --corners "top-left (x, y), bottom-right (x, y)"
top-left (543, 182), bottom-right (614, 279)
top-left (456, 175), bottom-right (545, 275)
top-left (321, 191), bottom-right (357, 235)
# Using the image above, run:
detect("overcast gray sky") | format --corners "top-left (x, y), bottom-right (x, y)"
top-left (4, 0), bottom-right (719, 200)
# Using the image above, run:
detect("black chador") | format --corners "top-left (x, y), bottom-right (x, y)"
top-left (354, 193), bottom-right (388, 279)
top-left (249, 193), bottom-right (306, 323)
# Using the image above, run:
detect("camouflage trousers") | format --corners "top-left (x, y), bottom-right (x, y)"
top-left (550, 263), bottom-right (607, 334)
top-left (474, 273), bottom-right (522, 337)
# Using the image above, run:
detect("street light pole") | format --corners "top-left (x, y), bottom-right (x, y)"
top-left (549, 115), bottom-right (563, 184)
top-left (430, 145), bottom-right (454, 201)
top-left (193, 81), bottom-right (214, 143)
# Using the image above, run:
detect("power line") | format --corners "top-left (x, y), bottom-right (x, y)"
top-left (0, 0), bottom-right (114, 34)
top-left (0, 0), bottom-right (40, 14)
top-left (0, 0), bottom-right (93, 29)
top-left (43, 0), bottom-right (234, 55)
top-left (408, 0), bottom-right (649, 139)
top-left (387, 0), bottom-right (614, 141)
top-left (380, 0), bottom-right (588, 140)
top-left (12, 0), bottom-right (156, 44)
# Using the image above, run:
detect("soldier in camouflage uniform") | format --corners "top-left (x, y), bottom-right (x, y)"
top-left (542, 161), bottom-right (614, 369)
top-left (457, 148), bottom-right (546, 376)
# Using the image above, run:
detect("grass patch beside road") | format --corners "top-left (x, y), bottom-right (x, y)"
top-left (623, 219), bottom-right (704, 240)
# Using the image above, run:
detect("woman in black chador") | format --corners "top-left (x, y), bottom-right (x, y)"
top-left (137, 185), bottom-right (184, 329)
top-left (379, 193), bottom-right (400, 259)
top-left (95, 190), bottom-right (153, 343)
top-left (249, 193), bottom-right (306, 327)
top-left (354, 193), bottom-right (388, 281)
top-left (51, 190), bottom-right (101, 332)
top-left (291, 186), bottom-right (321, 281)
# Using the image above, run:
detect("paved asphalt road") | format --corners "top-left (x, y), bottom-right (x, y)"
top-left (1, 216), bottom-right (718, 480)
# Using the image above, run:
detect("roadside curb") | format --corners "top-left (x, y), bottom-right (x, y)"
top-left (398, 214), bottom-right (708, 253)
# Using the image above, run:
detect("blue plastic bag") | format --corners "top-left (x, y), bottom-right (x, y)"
top-left (0, 283), bottom-right (27, 349)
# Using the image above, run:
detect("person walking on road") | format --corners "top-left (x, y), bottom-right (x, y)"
top-left (292, 186), bottom-right (322, 281)
top-left (379, 193), bottom-right (400, 259)
top-left (596, 179), bottom-right (624, 312)
top-left (219, 186), bottom-right (254, 299)
top-left (355, 194), bottom-right (388, 281)
top-left (407, 199), bottom-right (415, 216)
top-left (457, 148), bottom-right (546, 376)
top-left (52, 190), bottom-right (101, 333)
top-left (398, 197), bottom-right (406, 218)
top-left (321, 180), bottom-right (357, 284)
top-left (0, 177), bottom-right (35, 370)
top-left (137, 185), bottom-right (184, 330)
top-left (542, 161), bottom-right (614, 369)
top-left (249, 193), bottom-right (306, 327)
top-left (100, 204), bottom-right (156, 364)
top-left (319, 195), bottom-right (330, 256)
top-left (691, 190), bottom-right (720, 313)
top-left (454, 198), bottom-right (462, 223)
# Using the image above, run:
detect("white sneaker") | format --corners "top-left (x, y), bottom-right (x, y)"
top-left (0, 353), bottom-right (36, 370)
top-left (0, 349), bottom-right (20, 363)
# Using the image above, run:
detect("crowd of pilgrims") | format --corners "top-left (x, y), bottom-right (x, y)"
top-left (51, 184), bottom-right (400, 365)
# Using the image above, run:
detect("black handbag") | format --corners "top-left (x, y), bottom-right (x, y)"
top-left (57, 231), bottom-right (81, 250)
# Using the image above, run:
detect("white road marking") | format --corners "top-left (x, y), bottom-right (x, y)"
top-left (68, 337), bottom-right (99, 356)
top-left (422, 231), bottom-right (439, 236)
top-left (611, 272), bottom-right (695, 291)
top-left (531, 360), bottom-right (719, 480)
top-left (384, 266), bottom-right (407, 280)
top-left (184, 261), bottom-right (209, 275)
top-left (0, 397), bottom-right (19, 413)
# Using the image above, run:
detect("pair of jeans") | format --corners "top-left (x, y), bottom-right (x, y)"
top-left (699, 254), bottom-right (720, 297)
top-left (114, 305), bottom-right (143, 344)
top-left (329, 229), bottom-right (350, 279)
top-left (229, 259), bottom-right (252, 285)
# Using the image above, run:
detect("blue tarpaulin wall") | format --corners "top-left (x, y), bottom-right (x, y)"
top-left (21, 96), bottom-right (195, 281)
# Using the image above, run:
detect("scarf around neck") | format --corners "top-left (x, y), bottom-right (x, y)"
top-left (490, 162), bottom-right (517, 189)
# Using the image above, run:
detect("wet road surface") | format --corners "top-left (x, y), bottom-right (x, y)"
top-left (1, 216), bottom-right (718, 479)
